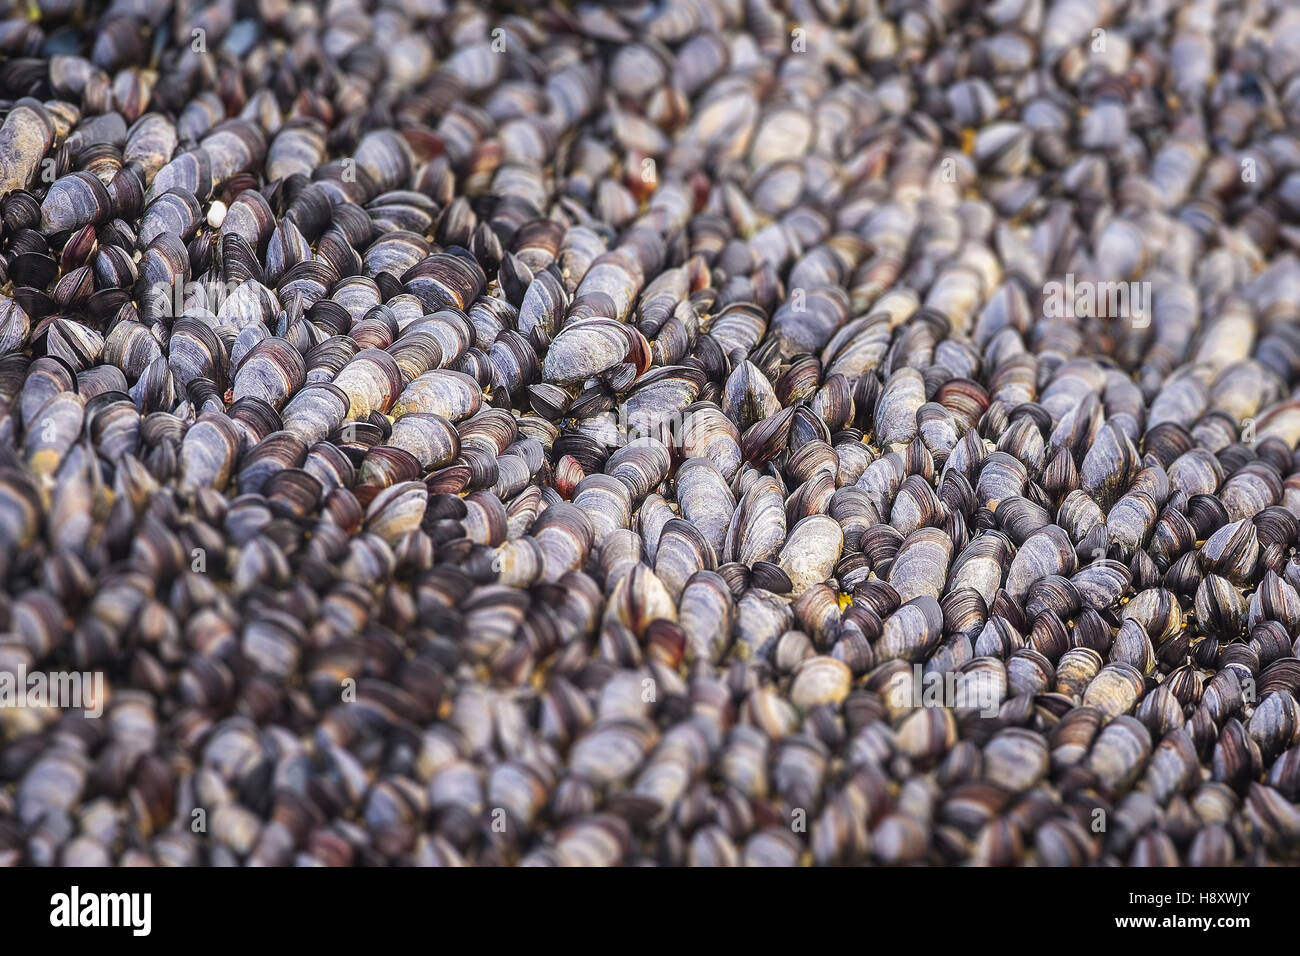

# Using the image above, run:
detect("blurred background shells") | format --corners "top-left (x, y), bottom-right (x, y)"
top-left (0, 0), bottom-right (1299, 870)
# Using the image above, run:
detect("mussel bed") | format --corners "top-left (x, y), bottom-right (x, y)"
top-left (1, 0), bottom-right (1300, 866)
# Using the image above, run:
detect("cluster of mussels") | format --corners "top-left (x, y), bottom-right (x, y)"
top-left (3, 0), bottom-right (1300, 868)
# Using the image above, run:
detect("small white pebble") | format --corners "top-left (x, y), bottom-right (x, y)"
top-left (207, 200), bottom-right (227, 229)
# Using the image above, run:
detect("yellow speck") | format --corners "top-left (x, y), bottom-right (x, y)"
top-left (838, 591), bottom-right (853, 611)
top-left (28, 449), bottom-right (59, 476)
top-left (961, 128), bottom-right (976, 155)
